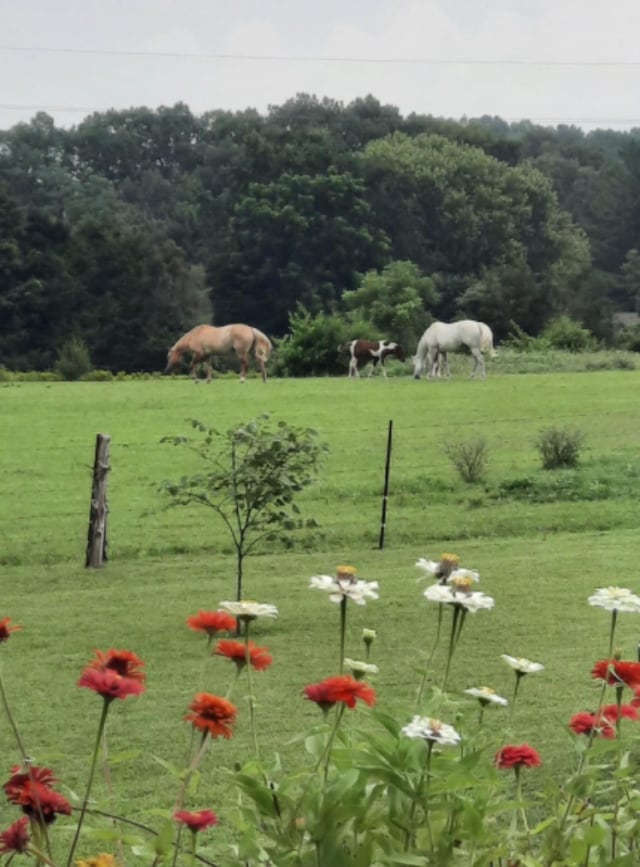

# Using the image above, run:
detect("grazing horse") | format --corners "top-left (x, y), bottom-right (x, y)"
top-left (435, 321), bottom-right (497, 378)
top-left (165, 323), bottom-right (272, 383)
top-left (338, 339), bottom-right (405, 378)
top-left (413, 320), bottom-right (487, 380)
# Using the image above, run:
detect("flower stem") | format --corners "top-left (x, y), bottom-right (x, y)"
top-left (339, 597), bottom-right (347, 674)
top-left (508, 674), bottom-right (523, 728)
top-left (66, 698), bottom-right (111, 867)
top-left (608, 609), bottom-right (618, 659)
top-left (244, 623), bottom-right (260, 761)
top-left (417, 604), bottom-right (443, 706)
top-left (441, 606), bottom-right (460, 692)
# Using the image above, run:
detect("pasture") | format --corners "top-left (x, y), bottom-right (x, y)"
top-left (2, 370), bottom-right (640, 850)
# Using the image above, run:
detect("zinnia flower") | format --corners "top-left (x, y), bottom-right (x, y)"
top-left (85, 649), bottom-right (146, 681)
top-left (174, 809), bottom-right (219, 832)
top-left (309, 570), bottom-right (379, 605)
top-left (187, 610), bottom-right (237, 637)
top-left (569, 711), bottom-right (615, 739)
top-left (185, 693), bottom-right (237, 739)
top-left (219, 601), bottom-right (278, 622)
top-left (401, 716), bottom-right (461, 746)
top-left (215, 640), bottom-right (272, 671)
top-left (3, 766), bottom-right (72, 824)
top-left (464, 686), bottom-right (508, 707)
top-left (588, 587), bottom-right (640, 613)
top-left (0, 617), bottom-right (22, 643)
top-left (78, 668), bottom-right (146, 701)
top-left (75, 855), bottom-right (117, 867)
top-left (343, 658), bottom-right (379, 679)
top-left (495, 744), bottom-right (541, 770)
top-left (501, 654), bottom-right (545, 675)
top-left (0, 817), bottom-right (29, 854)
top-left (424, 583), bottom-right (494, 613)
top-left (591, 659), bottom-right (640, 688)
top-left (304, 675), bottom-right (376, 711)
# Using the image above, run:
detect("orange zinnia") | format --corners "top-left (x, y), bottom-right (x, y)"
top-left (0, 618), bottom-right (22, 644)
top-left (174, 809), bottom-right (219, 832)
top-left (187, 610), bottom-right (237, 637)
top-left (78, 668), bottom-right (145, 701)
top-left (215, 640), bottom-right (273, 671)
top-left (591, 659), bottom-right (640, 689)
top-left (3, 766), bottom-right (72, 825)
top-left (304, 675), bottom-right (376, 711)
top-left (185, 693), bottom-right (237, 739)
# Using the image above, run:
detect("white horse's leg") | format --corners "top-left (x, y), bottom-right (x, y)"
top-left (427, 347), bottom-right (439, 380)
top-left (469, 348), bottom-right (485, 379)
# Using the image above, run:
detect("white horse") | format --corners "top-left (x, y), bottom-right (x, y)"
top-left (413, 320), bottom-right (488, 380)
top-left (434, 321), bottom-right (497, 378)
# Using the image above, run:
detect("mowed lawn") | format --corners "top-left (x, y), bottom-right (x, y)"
top-left (2, 370), bottom-right (640, 839)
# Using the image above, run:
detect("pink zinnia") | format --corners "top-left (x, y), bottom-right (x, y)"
top-left (174, 810), bottom-right (218, 832)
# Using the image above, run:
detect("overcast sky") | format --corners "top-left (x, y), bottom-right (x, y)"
top-left (1, 0), bottom-right (639, 133)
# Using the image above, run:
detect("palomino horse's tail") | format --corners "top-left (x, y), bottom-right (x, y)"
top-left (250, 327), bottom-right (273, 361)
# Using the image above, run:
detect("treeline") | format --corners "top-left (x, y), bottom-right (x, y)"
top-left (1, 94), bottom-right (640, 373)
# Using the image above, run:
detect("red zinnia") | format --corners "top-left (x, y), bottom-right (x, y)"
top-left (495, 744), bottom-right (542, 770)
top-left (78, 668), bottom-right (145, 701)
top-left (79, 648), bottom-right (146, 701)
top-left (0, 817), bottom-right (30, 853)
top-left (185, 693), bottom-right (237, 739)
top-left (602, 703), bottom-right (640, 723)
top-left (591, 660), bottom-right (640, 689)
top-left (174, 809), bottom-right (219, 832)
top-left (187, 610), bottom-right (237, 637)
top-left (86, 649), bottom-right (146, 682)
top-left (569, 711), bottom-right (615, 739)
top-left (3, 766), bottom-right (72, 824)
top-left (304, 675), bottom-right (377, 711)
top-left (215, 640), bottom-right (273, 671)
top-left (0, 618), bottom-right (22, 644)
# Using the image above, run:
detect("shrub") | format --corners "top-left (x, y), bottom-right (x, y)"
top-left (54, 337), bottom-right (92, 381)
top-left (536, 426), bottom-right (585, 469)
top-left (443, 436), bottom-right (489, 483)
top-left (541, 315), bottom-right (597, 352)
top-left (82, 369), bottom-right (114, 382)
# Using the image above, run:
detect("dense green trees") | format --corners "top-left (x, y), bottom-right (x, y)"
top-left (1, 95), bottom-right (639, 372)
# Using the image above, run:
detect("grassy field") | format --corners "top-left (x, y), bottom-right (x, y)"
top-left (2, 370), bottom-right (640, 854)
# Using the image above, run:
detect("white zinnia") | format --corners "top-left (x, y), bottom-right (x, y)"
top-left (423, 584), bottom-right (456, 604)
top-left (448, 568), bottom-right (480, 585)
top-left (464, 686), bottom-right (508, 706)
top-left (457, 592), bottom-right (495, 613)
top-left (402, 715), bottom-right (461, 746)
top-left (343, 658), bottom-right (379, 677)
top-left (501, 654), bottom-right (544, 674)
top-left (588, 587), bottom-right (640, 613)
top-left (219, 601), bottom-right (279, 621)
top-left (309, 574), bottom-right (379, 605)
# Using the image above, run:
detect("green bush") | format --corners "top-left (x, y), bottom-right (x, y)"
top-left (82, 369), bottom-right (115, 382)
top-left (541, 315), bottom-right (597, 352)
top-left (443, 437), bottom-right (489, 483)
top-left (536, 426), bottom-right (585, 469)
top-left (54, 337), bottom-right (92, 381)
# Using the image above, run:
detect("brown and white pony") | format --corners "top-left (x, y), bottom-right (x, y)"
top-left (165, 323), bottom-right (272, 383)
top-left (338, 339), bottom-right (405, 378)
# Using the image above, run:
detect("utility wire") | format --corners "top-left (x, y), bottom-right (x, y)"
top-left (2, 44), bottom-right (640, 67)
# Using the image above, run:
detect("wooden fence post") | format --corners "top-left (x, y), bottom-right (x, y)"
top-left (85, 433), bottom-right (111, 568)
top-left (378, 420), bottom-right (394, 550)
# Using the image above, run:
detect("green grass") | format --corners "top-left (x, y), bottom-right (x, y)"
top-left (1, 372), bottom-right (640, 853)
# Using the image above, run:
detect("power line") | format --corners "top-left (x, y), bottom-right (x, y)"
top-left (2, 43), bottom-right (640, 67)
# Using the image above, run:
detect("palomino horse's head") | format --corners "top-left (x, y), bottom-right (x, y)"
top-left (165, 345), bottom-right (183, 373)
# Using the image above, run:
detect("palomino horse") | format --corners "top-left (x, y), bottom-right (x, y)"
top-left (165, 323), bottom-right (272, 383)
top-left (433, 321), bottom-right (497, 378)
top-left (413, 320), bottom-right (488, 380)
top-left (338, 339), bottom-right (405, 378)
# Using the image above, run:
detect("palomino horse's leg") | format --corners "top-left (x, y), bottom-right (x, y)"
top-left (256, 356), bottom-right (267, 383)
top-left (190, 356), bottom-right (201, 383)
top-left (237, 352), bottom-right (248, 383)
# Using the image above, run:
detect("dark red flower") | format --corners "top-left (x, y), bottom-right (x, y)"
top-left (0, 817), bottom-right (30, 853)
top-left (174, 809), bottom-right (218, 832)
top-left (78, 668), bottom-right (145, 701)
top-left (185, 693), bottom-right (237, 739)
top-left (79, 648), bottom-right (146, 701)
top-left (591, 660), bottom-right (640, 689)
top-left (4, 766), bottom-right (72, 824)
top-left (86, 649), bottom-right (146, 682)
top-left (569, 711), bottom-right (615, 739)
top-left (0, 618), bottom-right (22, 644)
top-left (215, 640), bottom-right (272, 671)
top-left (495, 744), bottom-right (541, 770)
top-left (187, 610), bottom-right (237, 637)
top-left (304, 675), bottom-right (377, 711)
top-left (602, 703), bottom-right (640, 723)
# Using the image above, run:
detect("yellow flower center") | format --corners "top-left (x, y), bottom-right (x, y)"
top-left (440, 553), bottom-right (459, 566)
top-left (337, 565), bottom-right (357, 578)
top-left (451, 576), bottom-right (473, 593)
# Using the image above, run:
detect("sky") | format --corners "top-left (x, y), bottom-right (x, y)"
top-left (1, 0), bottom-right (640, 133)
